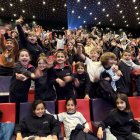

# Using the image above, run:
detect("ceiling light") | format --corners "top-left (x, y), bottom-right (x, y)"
top-left (138, 22), bottom-right (140, 24)
top-left (94, 17), bottom-right (97, 20)
top-left (133, 0), bottom-right (136, 3)
top-left (134, 6), bottom-right (137, 9)
top-left (72, 10), bottom-right (74, 14)
top-left (110, 19), bottom-right (112, 22)
top-left (122, 16), bottom-right (125, 18)
top-left (20, 0), bottom-right (23, 2)
top-left (102, 8), bottom-right (105, 12)
top-left (136, 12), bottom-right (139, 15)
top-left (78, 16), bottom-right (81, 19)
top-left (117, 4), bottom-right (120, 7)
top-left (13, 14), bottom-right (17, 17)
top-left (43, 1), bottom-right (46, 5)
top-left (64, 3), bottom-right (67, 7)
top-left (89, 12), bottom-right (92, 15)
top-left (124, 20), bottom-right (127, 23)
top-left (83, 20), bottom-right (86, 23)
top-left (84, 6), bottom-right (87, 9)
top-left (97, 1), bottom-right (101, 5)
top-left (126, 24), bottom-right (129, 27)
top-left (113, 23), bottom-right (115, 26)
top-left (33, 15), bottom-right (35, 18)
top-left (137, 17), bottom-right (140, 20)
top-left (1, 8), bottom-right (4, 11)
top-left (77, 0), bottom-right (80, 2)
top-left (120, 10), bottom-right (123, 14)
top-left (98, 22), bottom-right (101, 25)
top-left (106, 14), bottom-right (109, 17)
top-left (53, 8), bottom-right (55, 11)
top-left (22, 10), bottom-right (25, 13)
top-left (10, 3), bottom-right (13, 7)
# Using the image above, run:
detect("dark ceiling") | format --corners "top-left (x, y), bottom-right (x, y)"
top-left (0, 0), bottom-right (140, 29)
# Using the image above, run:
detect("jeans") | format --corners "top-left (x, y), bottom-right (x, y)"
top-left (0, 122), bottom-right (15, 140)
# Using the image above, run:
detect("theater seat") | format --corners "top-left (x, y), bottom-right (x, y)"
top-left (0, 103), bottom-right (16, 140)
top-left (0, 103), bottom-right (16, 122)
top-left (128, 97), bottom-right (140, 121)
top-left (19, 101), bottom-right (55, 120)
top-left (0, 76), bottom-right (12, 102)
top-left (57, 99), bottom-right (94, 137)
top-left (28, 89), bottom-right (35, 102)
top-left (91, 98), bottom-right (114, 122)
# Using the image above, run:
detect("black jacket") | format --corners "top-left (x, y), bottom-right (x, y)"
top-left (74, 72), bottom-right (91, 98)
top-left (116, 60), bottom-right (132, 95)
top-left (70, 124), bottom-right (98, 140)
top-left (53, 64), bottom-right (76, 100)
top-left (15, 113), bottom-right (61, 137)
top-left (34, 68), bottom-right (56, 101)
top-left (9, 62), bottom-right (35, 102)
top-left (99, 109), bottom-right (138, 137)
top-left (17, 24), bottom-right (43, 66)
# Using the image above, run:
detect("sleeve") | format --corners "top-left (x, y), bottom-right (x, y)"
top-left (111, 73), bottom-right (120, 82)
top-left (84, 73), bottom-right (91, 95)
top-left (50, 115), bottom-right (61, 136)
top-left (16, 24), bottom-right (28, 48)
top-left (15, 118), bottom-right (27, 134)
top-left (14, 63), bottom-right (33, 77)
top-left (57, 112), bottom-right (65, 122)
top-left (98, 111), bottom-right (116, 130)
top-left (78, 112), bottom-right (90, 129)
top-left (0, 34), bottom-right (5, 51)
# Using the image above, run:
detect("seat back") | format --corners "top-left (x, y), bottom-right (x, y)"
top-left (28, 90), bottom-right (35, 102)
top-left (0, 76), bottom-right (11, 92)
top-left (19, 101), bottom-right (55, 120)
top-left (128, 97), bottom-right (140, 120)
top-left (91, 98), bottom-right (114, 122)
top-left (0, 103), bottom-right (16, 122)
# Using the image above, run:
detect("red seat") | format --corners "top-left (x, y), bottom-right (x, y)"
top-left (128, 97), bottom-right (140, 121)
top-left (0, 103), bottom-right (16, 122)
top-left (58, 99), bottom-right (93, 137)
top-left (28, 90), bottom-right (35, 102)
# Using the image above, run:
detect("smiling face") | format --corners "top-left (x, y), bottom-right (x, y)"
top-left (5, 40), bottom-right (14, 51)
top-left (38, 59), bottom-right (47, 71)
top-left (56, 52), bottom-right (66, 64)
top-left (66, 100), bottom-right (76, 113)
top-left (33, 103), bottom-right (45, 117)
top-left (28, 33), bottom-right (37, 44)
top-left (90, 51), bottom-right (99, 61)
top-left (116, 98), bottom-right (126, 111)
top-left (18, 50), bottom-right (31, 67)
top-left (76, 65), bottom-right (85, 74)
top-left (122, 52), bottom-right (131, 61)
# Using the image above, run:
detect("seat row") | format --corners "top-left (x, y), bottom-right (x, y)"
top-left (0, 97), bottom-right (140, 140)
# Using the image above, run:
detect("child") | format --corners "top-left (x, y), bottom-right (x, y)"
top-left (97, 94), bottom-right (140, 140)
top-left (53, 50), bottom-right (76, 100)
top-left (0, 29), bottom-right (19, 75)
top-left (0, 110), bottom-right (15, 140)
top-left (9, 49), bottom-right (35, 103)
top-left (16, 100), bottom-right (60, 140)
top-left (34, 56), bottom-right (56, 101)
top-left (16, 16), bottom-right (43, 66)
top-left (56, 34), bottom-right (65, 50)
top-left (74, 62), bottom-right (90, 99)
top-left (117, 50), bottom-right (140, 96)
top-left (49, 98), bottom-right (91, 140)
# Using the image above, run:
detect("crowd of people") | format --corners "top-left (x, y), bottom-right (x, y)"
top-left (0, 16), bottom-right (140, 140)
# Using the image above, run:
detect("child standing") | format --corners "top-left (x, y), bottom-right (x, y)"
top-left (117, 50), bottom-right (140, 96)
top-left (9, 49), bottom-right (35, 103)
top-left (97, 94), bottom-right (140, 140)
top-left (34, 56), bottom-right (56, 101)
top-left (74, 62), bottom-right (90, 99)
top-left (53, 50), bottom-right (76, 100)
top-left (0, 30), bottom-right (19, 75)
top-left (16, 100), bottom-right (60, 140)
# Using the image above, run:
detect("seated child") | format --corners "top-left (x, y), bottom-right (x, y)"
top-left (15, 100), bottom-right (60, 140)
